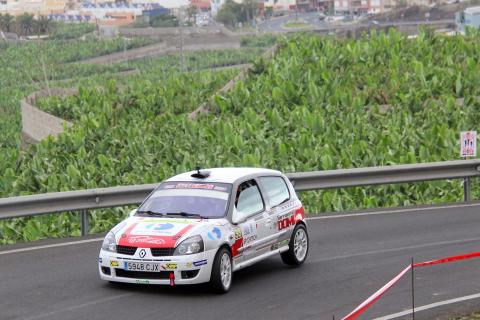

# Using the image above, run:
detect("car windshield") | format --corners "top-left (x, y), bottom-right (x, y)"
top-left (137, 182), bottom-right (232, 218)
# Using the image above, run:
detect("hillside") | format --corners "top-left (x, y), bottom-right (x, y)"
top-left (2, 30), bottom-right (480, 243)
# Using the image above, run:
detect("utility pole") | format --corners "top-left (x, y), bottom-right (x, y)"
top-left (179, 7), bottom-right (185, 73)
top-left (296, 0), bottom-right (298, 20)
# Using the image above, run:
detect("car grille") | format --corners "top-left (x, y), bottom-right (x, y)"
top-left (151, 248), bottom-right (175, 257)
top-left (116, 245), bottom-right (137, 255)
top-left (115, 269), bottom-right (171, 280)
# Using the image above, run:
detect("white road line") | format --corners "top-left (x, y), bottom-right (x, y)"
top-left (311, 237), bottom-right (480, 263)
top-left (1, 203), bottom-right (479, 256)
top-left (22, 293), bottom-right (133, 320)
top-left (374, 292), bottom-right (480, 320)
top-left (306, 202), bottom-right (480, 221)
top-left (0, 237), bottom-right (103, 255)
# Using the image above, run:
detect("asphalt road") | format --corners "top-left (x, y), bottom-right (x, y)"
top-left (2, 203), bottom-right (480, 320)
top-left (258, 12), bottom-right (453, 33)
top-left (259, 12), bottom-right (328, 33)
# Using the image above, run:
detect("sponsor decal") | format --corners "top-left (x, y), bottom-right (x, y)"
top-left (139, 249), bottom-right (147, 258)
top-left (242, 222), bottom-right (256, 236)
top-left (270, 243), bottom-right (279, 251)
top-left (175, 183), bottom-right (215, 190)
top-left (295, 207), bottom-right (305, 222)
top-left (234, 227), bottom-right (242, 240)
top-left (186, 262), bottom-right (193, 268)
top-left (131, 222), bottom-right (183, 236)
top-left (242, 222), bottom-right (257, 246)
top-left (193, 259), bottom-right (207, 267)
top-left (119, 222), bottom-right (193, 248)
top-left (128, 236), bottom-right (166, 245)
top-left (110, 260), bottom-right (120, 267)
top-left (135, 279), bottom-right (150, 284)
top-left (146, 223), bottom-right (174, 231)
top-left (232, 227), bottom-right (244, 257)
top-left (98, 257), bottom-right (103, 263)
top-left (162, 263), bottom-right (177, 270)
top-left (207, 227), bottom-right (222, 241)
top-left (278, 212), bottom-right (295, 231)
top-left (243, 234), bottom-right (257, 246)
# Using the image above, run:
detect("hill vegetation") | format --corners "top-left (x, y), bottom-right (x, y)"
top-left (2, 30), bottom-right (480, 243)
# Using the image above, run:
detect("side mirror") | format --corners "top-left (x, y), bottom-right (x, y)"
top-left (129, 209), bottom-right (137, 217)
top-left (232, 208), bottom-right (247, 224)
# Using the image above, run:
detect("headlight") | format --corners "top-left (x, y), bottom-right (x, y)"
top-left (174, 235), bottom-right (204, 255)
top-left (101, 231), bottom-right (117, 252)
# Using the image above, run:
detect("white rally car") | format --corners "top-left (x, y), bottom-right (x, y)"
top-left (99, 168), bottom-right (309, 293)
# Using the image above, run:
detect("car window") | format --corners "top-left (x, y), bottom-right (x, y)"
top-left (259, 176), bottom-right (290, 207)
top-left (235, 180), bottom-right (264, 217)
top-left (137, 182), bottom-right (232, 218)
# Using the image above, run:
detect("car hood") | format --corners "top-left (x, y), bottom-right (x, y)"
top-left (113, 216), bottom-right (225, 248)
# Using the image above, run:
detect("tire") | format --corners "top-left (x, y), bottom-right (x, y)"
top-left (281, 224), bottom-right (309, 266)
top-left (210, 247), bottom-right (233, 293)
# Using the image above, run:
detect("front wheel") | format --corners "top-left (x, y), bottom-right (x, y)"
top-left (281, 224), bottom-right (309, 266)
top-left (210, 247), bottom-right (232, 293)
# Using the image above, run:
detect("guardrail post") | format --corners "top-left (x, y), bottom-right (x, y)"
top-left (81, 209), bottom-right (89, 236)
top-left (464, 177), bottom-right (470, 202)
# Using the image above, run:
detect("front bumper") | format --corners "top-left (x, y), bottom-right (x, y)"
top-left (98, 249), bottom-right (217, 285)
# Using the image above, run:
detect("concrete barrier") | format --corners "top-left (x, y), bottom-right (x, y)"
top-left (21, 88), bottom-right (76, 144)
top-left (119, 26), bottom-right (224, 37)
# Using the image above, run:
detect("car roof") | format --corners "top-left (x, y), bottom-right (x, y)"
top-left (165, 167), bottom-right (282, 184)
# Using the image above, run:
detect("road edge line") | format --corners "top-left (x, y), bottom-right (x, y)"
top-left (374, 292), bottom-right (480, 320)
top-left (0, 237), bottom-right (103, 255)
top-left (307, 202), bottom-right (480, 220)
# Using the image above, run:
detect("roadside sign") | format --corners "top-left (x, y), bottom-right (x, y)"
top-left (460, 131), bottom-right (477, 157)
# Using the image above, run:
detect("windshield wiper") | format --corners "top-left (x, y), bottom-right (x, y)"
top-left (136, 210), bottom-right (166, 217)
top-left (165, 212), bottom-right (204, 218)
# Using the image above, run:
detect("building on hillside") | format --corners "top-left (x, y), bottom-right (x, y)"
top-left (190, 0), bottom-right (211, 12)
top-left (48, 13), bottom-right (92, 22)
top-left (316, 0), bottom-right (334, 12)
top-left (405, 0), bottom-right (434, 6)
top-left (210, 0), bottom-right (223, 15)
top-left (0, 0), bottom-right (42, 15)
top-left (334, 0), bottom-right (384, 15)
top-left (456, 6), bottom-right (480, 33)
top-left (130, 0), bottom-right (188, 9)
top-left (264, 0), bottom-right (295, 15)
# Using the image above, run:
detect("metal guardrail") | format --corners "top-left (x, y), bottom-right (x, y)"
top-left (0, 159), bottom-right (479, 236)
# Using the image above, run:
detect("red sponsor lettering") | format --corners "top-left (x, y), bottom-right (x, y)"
top-left (175, 183), bottom-right (215, 190)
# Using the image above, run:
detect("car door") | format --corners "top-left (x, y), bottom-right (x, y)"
top-left (258, 176), bottom-right (293, 249)
top-left (232, 179), bottom-right (274, 263)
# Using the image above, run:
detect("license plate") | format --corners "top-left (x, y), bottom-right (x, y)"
top-left (125, 262), bottom-right (160, 272)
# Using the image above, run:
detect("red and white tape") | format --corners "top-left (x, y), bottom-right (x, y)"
top-left (341, 251), bottom-right (480, 320)
top-left (413, 251), bottom-right (480, 268)
top-left (341, 265), bottom-right (411, 320)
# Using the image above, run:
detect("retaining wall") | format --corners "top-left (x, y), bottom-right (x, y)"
top-left (21, 88), bottom-right (76, 144)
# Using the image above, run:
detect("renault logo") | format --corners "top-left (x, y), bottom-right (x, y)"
top-left (139, 249), bottom-right (146, 258)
